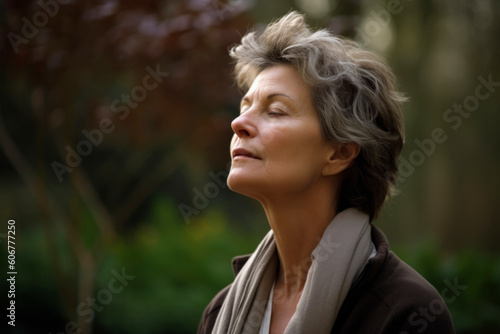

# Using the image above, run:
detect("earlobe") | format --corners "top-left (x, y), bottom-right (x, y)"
top-left (322, 143), bottom-right (360, 176)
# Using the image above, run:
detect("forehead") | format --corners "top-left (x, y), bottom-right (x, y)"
top-left (245, 65), bottom-right (311, 100)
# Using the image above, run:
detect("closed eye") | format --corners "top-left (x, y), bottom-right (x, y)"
top-left (267, 108), bottom-right (287, 116)
top-left (268, 112), bottom-right (285, 117)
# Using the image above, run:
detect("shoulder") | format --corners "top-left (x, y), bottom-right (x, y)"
top-left (372, 251), bottom-right (455, 333)
top-left (375, 250), bottom-right (443, 307)
top-left (369, 226), bottom-right (450, 309)
top-left (334, 226), bottom-right (455, 333)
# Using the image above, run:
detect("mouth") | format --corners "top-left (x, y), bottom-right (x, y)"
top-left (232, 148), bottom-right (260, 160)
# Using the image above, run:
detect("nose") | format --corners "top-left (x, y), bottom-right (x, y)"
top-left (231, 113), bottom-right (256, 139)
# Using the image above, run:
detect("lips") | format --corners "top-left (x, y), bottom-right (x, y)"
top-left (232, 148), bottom-right (260, 160)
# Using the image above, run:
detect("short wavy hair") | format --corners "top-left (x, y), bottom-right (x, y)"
top-left (229, 11), bottom-right (406, 221)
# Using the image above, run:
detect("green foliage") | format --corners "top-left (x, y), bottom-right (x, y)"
top-left (94, 196), bottom-right (264, 333)
top-left (0, 197), bottom-right (264, 333)
top-left (0, 221), bottom-right (65, 333)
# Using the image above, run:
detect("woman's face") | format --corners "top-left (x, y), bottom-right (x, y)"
top-left (228, 64), bottom-right (335, 201)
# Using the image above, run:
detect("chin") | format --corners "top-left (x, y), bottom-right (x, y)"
top-left (227, 170), bottom-right (261, 197)
top-left (227, 172), bottom-right (248, 193)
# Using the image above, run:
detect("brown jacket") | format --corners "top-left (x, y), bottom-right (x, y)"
top-left (198, 226), bottom-right (456, 333)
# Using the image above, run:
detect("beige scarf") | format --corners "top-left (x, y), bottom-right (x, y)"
top-left (212, 208), bottom-right (373, 334)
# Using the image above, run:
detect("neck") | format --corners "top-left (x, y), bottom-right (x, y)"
top-left (259, 182), bottom-right (339, 297)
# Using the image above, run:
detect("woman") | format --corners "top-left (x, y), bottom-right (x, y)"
top-left (198, 11), bottom-right (455, 334)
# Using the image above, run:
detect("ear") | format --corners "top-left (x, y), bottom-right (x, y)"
top-left (322, 142), bottom-right (361, 176)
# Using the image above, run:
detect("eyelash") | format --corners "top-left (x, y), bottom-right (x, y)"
top-left (268, 109), bottom-right (286, 116)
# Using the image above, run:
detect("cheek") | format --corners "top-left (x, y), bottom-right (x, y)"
top-left (265, 126), bottom-right (324, 165)
top-left (267, 136), bottom-right (328, 189)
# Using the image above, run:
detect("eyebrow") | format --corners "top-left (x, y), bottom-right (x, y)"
top-left (241, 93), bottom-right (294, 105)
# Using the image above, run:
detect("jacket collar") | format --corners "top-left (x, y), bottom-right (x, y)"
top-left (231, 254), bottom-right (251, 277)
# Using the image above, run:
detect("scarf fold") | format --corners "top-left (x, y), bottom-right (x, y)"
top-left (212, 208), bottom-right (372, 334)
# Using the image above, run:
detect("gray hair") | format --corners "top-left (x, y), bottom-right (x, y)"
top-left (229, 11), bottom-right (406, 220)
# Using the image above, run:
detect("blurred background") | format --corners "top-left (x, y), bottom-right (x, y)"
top-left (1, 0), bottom-right (499, 333)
